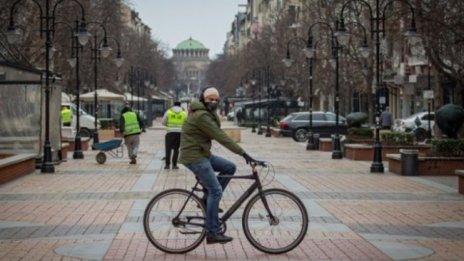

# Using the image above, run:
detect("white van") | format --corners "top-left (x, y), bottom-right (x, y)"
top-left (61, 102), bottom-right (100, 137)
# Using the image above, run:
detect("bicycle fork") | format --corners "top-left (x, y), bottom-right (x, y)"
top-left (256, 177), bottom-right (279, 226)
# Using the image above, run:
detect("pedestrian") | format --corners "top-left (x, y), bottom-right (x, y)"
top-left (120, 104), bottom-right (144, 164)
top-left (179, 87), bottom-right (257, 245)
top-left (235, 108), bottom-right (243, 126)
top-left (61, 105), bottom-right (72, 127)
top-left (380, 106), bottom-right (393, 130)
top-left (161, 101), bottom-right (186, 170)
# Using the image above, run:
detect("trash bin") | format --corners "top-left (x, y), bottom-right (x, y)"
top-left (400, 149), bottom-right (418, 176)
top-left (313, 134), bottom-right (320, 150)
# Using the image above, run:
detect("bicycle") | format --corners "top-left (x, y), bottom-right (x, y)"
top-left (143, 161), bottom-right (309, 254)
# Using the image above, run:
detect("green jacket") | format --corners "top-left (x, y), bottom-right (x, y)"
top-left (179, 101), bottom-right (245, 165)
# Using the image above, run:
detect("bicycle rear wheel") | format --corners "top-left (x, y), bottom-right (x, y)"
top-left (143, 189), bottom-right (206, 253)
top-left (242, 188), bottom-right (308, 254)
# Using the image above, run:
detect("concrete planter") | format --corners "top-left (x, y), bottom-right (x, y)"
top-left (0, 154), bottom-right (36, 184)
top-left (99, 129), bottom-right (116, 141)
top-left (344, 143), bottom-right (431, 161)
top-left (387, 154), bottom-right (464, 176)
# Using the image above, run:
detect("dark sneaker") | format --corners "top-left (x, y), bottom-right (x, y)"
top-left (206, 233), bottom-right (233, 244)
top-left (164, 165), bottom-right (170, 169)
top-left (172, 165), bottom-right (179, 169)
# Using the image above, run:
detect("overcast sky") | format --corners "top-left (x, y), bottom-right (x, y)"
top-left (128, 0), bottom-right (247, 59)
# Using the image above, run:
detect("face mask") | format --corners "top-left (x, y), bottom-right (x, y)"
top-left (206, 101), bottom-right (218, 111)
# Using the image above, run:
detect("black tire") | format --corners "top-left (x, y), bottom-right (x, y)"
top-left (242, 188), bottom-right (308, 254)
top-left (143, 189), bottom-right (206, 254)
top-left (79, 128), bottom-right (91, 138)
top-left (96, 152), bottom-right (106, 164)
top-left (292, 128), bottom-right (308, 142)
top-left (415, 128), bottom-right (428, 142)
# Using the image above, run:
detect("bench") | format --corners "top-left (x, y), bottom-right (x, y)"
top-left (456, 170), bottom-right (464, 194)
top-left (0, 153), bottom-right (37, 184)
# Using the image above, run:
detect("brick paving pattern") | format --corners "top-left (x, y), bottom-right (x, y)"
top-left (0, 120), bottom-right (463, 260)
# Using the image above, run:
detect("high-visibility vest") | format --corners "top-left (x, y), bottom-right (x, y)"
top-left (122, 111), bottom-right (141, 136)
top-left (61, 108), bottom-right (72, 124)
top-left (166, 109), bottom-right (186, 131)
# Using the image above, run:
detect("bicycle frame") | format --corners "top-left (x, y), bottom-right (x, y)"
top-left (175, 164), bottom-right (277, 229)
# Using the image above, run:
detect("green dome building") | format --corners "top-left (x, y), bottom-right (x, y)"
top-left (172, 37), bottom-right (210, 98)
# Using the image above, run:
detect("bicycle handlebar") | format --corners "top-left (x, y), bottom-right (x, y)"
top-left (250, 160), bottom-right (266, 167)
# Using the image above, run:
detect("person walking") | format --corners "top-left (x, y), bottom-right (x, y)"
top-left (61, 105), bottom-right (72, 127)
top-left (161, 101), bottom-right (186, 169)
top-left (120, 104), bottom-right (144, 164)
top-left (380, 106), bottom-right (393, 130)
top-left (179, 87), bottom-right (257, 245)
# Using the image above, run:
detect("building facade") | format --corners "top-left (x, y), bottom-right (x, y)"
top-left (171, 37), bottom-right (210, 99)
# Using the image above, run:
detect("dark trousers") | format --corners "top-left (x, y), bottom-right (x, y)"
top-left (165, 132), bottom-right (181, 166)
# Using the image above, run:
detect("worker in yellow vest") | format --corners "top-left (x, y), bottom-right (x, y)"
top-left (61, 105), bottom-right (73, 127)
top-left (161, 101), bottom-right (187, 169)
top-left (120, 104), bottom-right (144, 164)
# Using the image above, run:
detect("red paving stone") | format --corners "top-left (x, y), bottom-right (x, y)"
top-left (0, 121), bottom-right (463, 260)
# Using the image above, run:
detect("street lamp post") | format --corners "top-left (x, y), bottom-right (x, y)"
top-left (70, 20), bottom-right (85, 160)
top-left (6, 0), bottom-right (90, 171)
top-left (336, 0), bottom-right (419, 172)
top-left (129, 66), bottom-right (135, 107)
top-left (251, 80), bottom-right (257, 133)
top-left (137, 68), bottom-right (141, 111)
top-left (307, 57), bottom-right (315, 150)
top-left (282, 37), bottom-right (317, 150)
top-left (257, 72), bottom-right (263, 135)
top-left (250, 68), bottom-right (267, 135)
top-left (303, 22), bottom-right (343, 159)
top-left (89, 22), bottom-right (111, 145)
top-left (88, 22), bottom-right (124, 144)
top-left (427, 62), bottom-right (433, 140)
top-left (331, 38), bottom-right (343, 159)
top-left (265, 66), bottom-right (275, 138)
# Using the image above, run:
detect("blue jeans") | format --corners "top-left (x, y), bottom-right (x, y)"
top-left (184, 155), bottom-right (236, 234)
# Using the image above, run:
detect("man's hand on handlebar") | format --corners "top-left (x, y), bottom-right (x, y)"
top-left (242, 153), bottom-right (265, 166)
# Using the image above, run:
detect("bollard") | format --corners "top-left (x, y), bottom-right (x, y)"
top-left (313, 134), bottom-right (320, 150)
top-left (400, 149), bottom-right (418, 176)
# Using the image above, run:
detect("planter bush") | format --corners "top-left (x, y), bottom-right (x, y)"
top-left (348, 127), bottom-right (374, 138)
top-left (435, 104), bottom-right (464, 138)
top-left (430, 139), bottom-right (464, 157)
top-left (346, 112), bottom-right (368, 127)
top-left (381, 132), bottom-right (415, 146)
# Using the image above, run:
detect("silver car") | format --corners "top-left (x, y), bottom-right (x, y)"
top-left (279, 111), bottom-right (348, 142)
top-left (393, 111), bottom-right (435, 141)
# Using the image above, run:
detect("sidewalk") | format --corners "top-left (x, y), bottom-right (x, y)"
top-left (0, 121), bottom-right (463, 261)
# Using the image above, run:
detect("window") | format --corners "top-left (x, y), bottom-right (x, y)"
top-left (295, 114), bottom-right (309, 121)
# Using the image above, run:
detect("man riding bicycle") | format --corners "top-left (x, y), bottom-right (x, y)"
top-left (179, 87), bottom-right (256, 245)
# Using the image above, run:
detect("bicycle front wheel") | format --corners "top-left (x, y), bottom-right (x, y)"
top-left (143, 189), bottom-right (206, 254)
top-left (242, 188), bottom-right (308, 254)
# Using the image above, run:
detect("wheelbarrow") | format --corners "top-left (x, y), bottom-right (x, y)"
top-left (91, 138), bottom-right (124, 164)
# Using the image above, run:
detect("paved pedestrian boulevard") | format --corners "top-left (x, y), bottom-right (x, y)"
top-left (1, 121), bottom-right (463, 260)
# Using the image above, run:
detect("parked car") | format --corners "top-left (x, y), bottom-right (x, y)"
top-left (279, 111), bottom-right (348, 142)
top-left (393, 111), bottom-right (435, 141)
